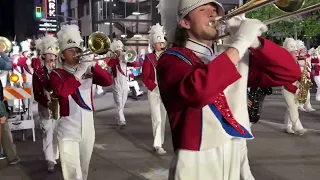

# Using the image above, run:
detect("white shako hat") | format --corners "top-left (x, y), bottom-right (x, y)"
top-left (110, 39), bottom-right (124, 51)
top-left (21, 40), bottom-right (31, 52)
top-left (308, 47), bottom-right (315, 56)
top-left (148, 23), bottom-right (166, 46)
top-left (57, 24), bottom-right (83, 53)
top-left (296, 39), bottom-right (306, 50)
top-left (283, 37), bottom-right (298, 52)
top-left (40, 35), bottom-right (59, 56)
top-left (12, 45), bottom-right (20, 56)
top-left (157, 0), bottom-right (225, 44)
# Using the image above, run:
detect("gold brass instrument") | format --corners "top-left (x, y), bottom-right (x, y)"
top-left (49, 91), bottom-right (60, 120)
top-left (0, 36), bottom-right (13, 53)
top-left (209, 0), bottom-right (305, 27)
top-left (74, 31), bottom-right (116, 60)
top-left (296, 62), bottom-right (313, 104)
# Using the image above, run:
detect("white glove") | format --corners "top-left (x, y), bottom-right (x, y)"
top-left (226, 17), bottom-right (268, 58)
top-left (74, 62), bottom-right (92, 80)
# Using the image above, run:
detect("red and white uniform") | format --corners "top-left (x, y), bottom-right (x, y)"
top-left (296, 40), bottom-right (314, 112)
top-left (54, 24), bottom-right (113, 180)
top-left (50, 64), bottom-right (112, 179)
top-left (311, 46), bottom-right (320, 101)
top-left (108, 40), bottom-right (137, 126)
top-left (157, 38), bottom-right (301, 179)
top-left (33, 65), bottom-right (59, 164)
top-left (142, 52), bottom-right (167, 148)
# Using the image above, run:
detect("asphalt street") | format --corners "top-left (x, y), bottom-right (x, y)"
top-left (1, 87), bottom-right (320, 180)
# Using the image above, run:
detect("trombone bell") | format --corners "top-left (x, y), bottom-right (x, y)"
top-left (274, 0), bottom-right (305, 12)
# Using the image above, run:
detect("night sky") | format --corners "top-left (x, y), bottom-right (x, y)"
top-left (0, 0), bottom-right (14, 39)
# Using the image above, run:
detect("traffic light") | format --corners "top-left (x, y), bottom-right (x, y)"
top-left (35, 7), bottom-right (42, 18)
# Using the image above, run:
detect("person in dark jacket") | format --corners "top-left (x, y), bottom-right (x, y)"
top-left (0, 43), bottom-right (20, 164)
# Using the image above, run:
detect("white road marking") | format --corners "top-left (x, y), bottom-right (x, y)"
top-left (93, 143), bottom-right (107, 150)
top-left (140, 168), bottom-right (169, 180)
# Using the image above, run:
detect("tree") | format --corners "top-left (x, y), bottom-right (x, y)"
top-left (246, 0), bottom-right (320, 45)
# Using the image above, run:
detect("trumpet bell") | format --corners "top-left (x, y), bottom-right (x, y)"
top-left (0, 36), bottom-right (12, 53)
top-left (88, 32), bottom-right (112, 55)
top-left (125, 49), bottom-right (137, 63)
top-left (274, 0), bottom-right (305, 12)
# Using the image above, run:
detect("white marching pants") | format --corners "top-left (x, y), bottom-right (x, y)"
top-left (40, 119), bottom-right (59, 163)
top-left (147, 89), bottom-right (167, 148)
top-left (282, 87), bottom-right (304, 131)
top-left (169, 139), bottom-right (254, 180)
top-left (128, 80), bottom-right (141, 94)
top-left (113, 84), bottom-right (129, 124)
top-left (315, 76), bottom-right (320, 101)
top-left (57, 128), bottom-right (95, 180)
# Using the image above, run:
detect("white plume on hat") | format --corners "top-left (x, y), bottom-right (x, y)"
top-left (308, 47), bottom-right (315, 56)
top-left (57, 24), bottom-right (83, 53)
top-left (21, 40), bottom-right (30, 52)
top-left (40, 35), bottom-right (59, 56)
top-left (12, 45), bottom-right (20, 56)
top-left (148, 23), bottom-right (166, 46)
top-left (283, 38), bottom-right (297, 52)
top-left (34, 38), bottom-right (42, 51)
top-left (110, 40), bottom-right (124, 51)
top-left (157, 0), bottom-right (225, 44)
top-left (296, 39), bottom-right (306, 50)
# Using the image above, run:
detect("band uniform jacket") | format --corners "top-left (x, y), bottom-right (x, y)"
top-left (157, 37), bottom-right (301, 151)
top-left (49, 63), bottom-right (113, 138)
top-left (142, 53), bottom-right (158, 91)
top-left (33, 66), bottom-right (51, 118)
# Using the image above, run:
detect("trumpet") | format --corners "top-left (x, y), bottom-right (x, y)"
top-left (215, 2), bottom-right (320, 40)
top-left (0, 36), bottom-right (12, 53)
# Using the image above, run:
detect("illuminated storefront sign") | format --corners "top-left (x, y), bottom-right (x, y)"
top-left (39, 0), bottom-right (58, 33)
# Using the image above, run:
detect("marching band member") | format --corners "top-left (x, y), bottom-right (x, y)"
top-left (32, 35), bottom-right (59, 172)
top-left (18, 40), bottom-right (33, 86)
top-left (282, 38), bottom-right (306, 135)
top-left (142, 23), bottom-right (167, 155)
top-left (157, 0), bottom-right (301, 179)
top-left (127, 67), bottom-right (143, 98)
top-left (0, 42), bottom-right (20, 164)
top-left (50, 24), bottom-right (113, 180)
top-left (107, 40), bottom-right (137, 128)
top-left (311, 46), bottom-right (320, 101)
top-left (296, 39), bottom-right (315, 112)
top-left (31, 38), bottom-right (42, 70)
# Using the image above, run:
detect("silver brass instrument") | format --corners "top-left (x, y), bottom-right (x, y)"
top-left (124, 49), bottom-right (138, 63)
top-left (0, 36), bottom-right (13, 53)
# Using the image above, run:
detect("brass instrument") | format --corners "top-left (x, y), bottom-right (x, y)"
top-left (49, 91), bottom-right (60, 120)
top-left (124, 49), bottom-right (138, 63)
top-left (211, 0), bottom-right (320, 40)
top-left (74, 31), bottom-right (116, 60)
top-left (0, 36), bottom-right (13, 53)
top-left (296, 62), bottom-right (313, 104)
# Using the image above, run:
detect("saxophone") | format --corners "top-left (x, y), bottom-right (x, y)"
top-left (49, 91), bottom-right (60, 120)
top-left (296, 62), bottom-right (313, 104)
top-left (248, 87), bottom-right (273, 123)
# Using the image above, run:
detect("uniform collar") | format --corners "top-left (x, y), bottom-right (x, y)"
top-left (63, 63), bottom-right (78, 74)
top-left (185, 39), bottom-right (215, 64)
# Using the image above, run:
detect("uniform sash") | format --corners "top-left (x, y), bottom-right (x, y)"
top-left (51, 69), bottom-right (92, 111)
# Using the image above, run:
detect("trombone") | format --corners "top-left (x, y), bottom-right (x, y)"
top-left (216, 3), bottom-right (320, 40)
top-left (209, 0), bottom-right (305, 27)
top-left (77, 31), bottom-right (137, 63)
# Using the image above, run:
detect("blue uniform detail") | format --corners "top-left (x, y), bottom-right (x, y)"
top-left (164, 49), bottom-right (252, 139)
top-left (209, 104), bottom-right (253, 138)
top-left (162, 50), bottom-right (192, 65)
